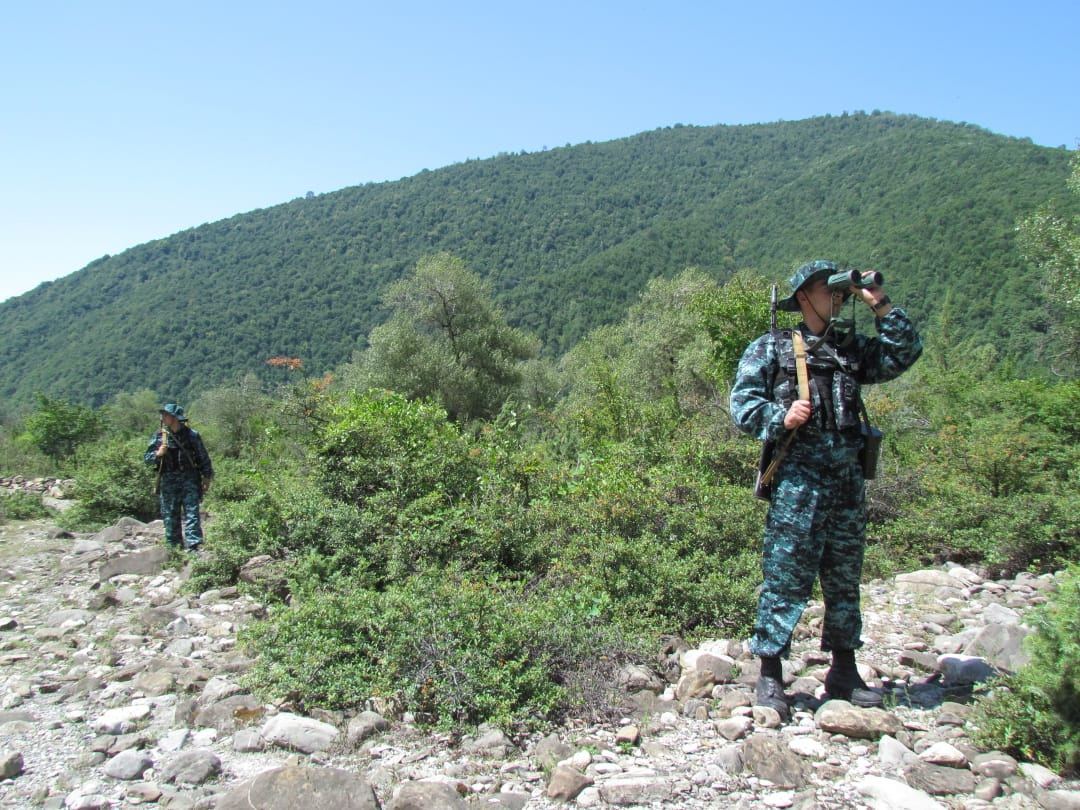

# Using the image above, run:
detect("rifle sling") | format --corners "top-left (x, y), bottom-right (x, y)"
top-left (759, 330), bottom-right (810, 488)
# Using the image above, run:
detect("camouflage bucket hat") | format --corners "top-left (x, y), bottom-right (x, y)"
top-left (776, 259), bottom-right (838, 311)
top-left (159, 403), bottom-right (188, 421)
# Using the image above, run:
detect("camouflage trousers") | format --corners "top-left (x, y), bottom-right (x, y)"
top-left (159, 473), bottom-right (203, 550)
top-left (749, 433), bottom-right (866, 658)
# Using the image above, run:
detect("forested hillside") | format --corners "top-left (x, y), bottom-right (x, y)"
top-left (1, 112), bottom-right (1073, 406)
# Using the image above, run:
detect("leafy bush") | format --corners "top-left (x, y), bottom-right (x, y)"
top-left (21, 394), bottom-right (102, 465)
top-left (312, 391), bottom-right (480, 506)
top-left (970, 565), bottom-right (1080, 775)
top-left (60, 435), bottom-right (158, 529)
top-left (242, 569), bottom-right (647, 729)
top-left (0, 491), bottom-right (52, 523)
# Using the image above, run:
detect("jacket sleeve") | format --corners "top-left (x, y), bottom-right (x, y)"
top-left (144, 432), bottom-right (162, 466)
top-left (729, 333), bottom-right (788, 443)
top-left (194, 433), bottom-right (213, 480)
top-left (855, 307), bottom-right (923, 385)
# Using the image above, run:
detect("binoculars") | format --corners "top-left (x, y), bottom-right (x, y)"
top-left (827, 269), bottom-right (884, 291)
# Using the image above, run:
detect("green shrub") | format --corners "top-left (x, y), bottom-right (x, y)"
top-left (0, 491), bottom-right (52, 523)
top-left (21, 393), bottom-right (101, 465)
top-left (60, 435), bottom-right (158, 529)
top-left (242, 570), bottom-right (647, 729)
top-left (970, 566), bottom-right (1080, 775)
top-left (312, 391), bottom-right (480, 506)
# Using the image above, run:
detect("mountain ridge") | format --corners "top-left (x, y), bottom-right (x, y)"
top-left (1, 112), bottom-right (1073, 407)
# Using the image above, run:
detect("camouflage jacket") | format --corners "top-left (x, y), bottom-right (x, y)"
top-left (144, 425), bottom-right (214, 480)
top-left (730, 308), bottom-right (923, 445)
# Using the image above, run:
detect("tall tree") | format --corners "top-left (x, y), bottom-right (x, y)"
top-left (358, 253), bottom-right (538, 422)
top-left (1018, 153), bottom-right (1080, 376)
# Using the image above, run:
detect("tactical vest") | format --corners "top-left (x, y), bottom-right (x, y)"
top-left (772, 329), bottom-right (862, 432)
top-left (160, 429), bottom-right (199, 474)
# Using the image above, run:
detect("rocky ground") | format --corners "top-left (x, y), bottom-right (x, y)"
top-left (0, 493), bottom-right (1077, 809)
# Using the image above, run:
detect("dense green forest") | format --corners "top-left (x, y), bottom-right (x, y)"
top-left (1, 112), bottom-right (1074, 409)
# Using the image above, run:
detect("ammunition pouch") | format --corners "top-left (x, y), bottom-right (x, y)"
top-left (859, 423), bottom-right (883, 479)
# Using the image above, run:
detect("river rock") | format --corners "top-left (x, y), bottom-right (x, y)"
top-left (815, 700), bottom-right (902, 739)
top-left (215, 765), bottom-right (380, 810)
top-left (260, 712), bottom-right (340, 754)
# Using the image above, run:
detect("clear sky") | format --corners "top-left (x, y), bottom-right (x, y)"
top-left (2, 1), bottom-right (1077, 303)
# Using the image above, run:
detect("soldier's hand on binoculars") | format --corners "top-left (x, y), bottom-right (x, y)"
top-left (784, 400), bottom-right (812, 429)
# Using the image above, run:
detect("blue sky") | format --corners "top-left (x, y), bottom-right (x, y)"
top-left (2, 1), bottom-right (1077, 303)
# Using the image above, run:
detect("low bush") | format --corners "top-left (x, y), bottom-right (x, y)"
top-left (59, 435), bottom-right (158, 529)
top-left (970, 565), bottom-right (1080, 775)
top-left (0, 491), bottom-right (52, 523)
top-left (241, 569), bottom-right (647, 730)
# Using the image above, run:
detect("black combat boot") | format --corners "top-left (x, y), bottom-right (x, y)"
top-left (824, 649), bottom-right (883, 708)
top-left (754, 656), bottom-right (790, 721)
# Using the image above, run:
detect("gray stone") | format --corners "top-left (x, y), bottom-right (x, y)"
top-left (878, 735), bottom-right (919, 769)
top-left (815, 700), bottom-right (902, 740)
top-left (963, 624), bottom-right (1032, 673)
top-left (134, 670), bottom-right (176, 697)
top-left (546, 766), bottom-right (593, 801)
top-left (971, 751), bottom-right (1019, 779)
top-left (91, 704), bottom-right (151, 735)
top-left (1035, 788), bottom-right (1080, 810)
top-left (787, 736), bottom-right (826, 759)
top-left (918, 741), bottom-right (968, 767)
top-left (753, 705), bottom-right (784, 728)
top-left (158, 748), bottom-right (221, 785)
top-left (233, 729), bottom-right (265, 752)
top-left (742, 733), bottom-right (809, 788)
top-left (856, 775), bottom-right (946, 809)
top-left (617, 664), bottom-right (663, 693)
top-left (895, 570), bottom-right (965, 597)
top-left (462, 727), bottom-right (515, 757)
top-left (716, 746), bottom-right (743, 774)
top-left (614, 724), bottom-right (640, 745)
top-left (45, 609), bottom-right (94, 627)
top-left (260, 712), bottom-right (340, 754)
top-left (346, 711), bottom-right (390, 746)
top-left (103, 750), bottom-right (153, 781)
top-left (197, 676), bottom-right (242, 707)
top-left (387, 781), bottom-right (467, 810)
top-left (192, 693), bottom-right (263, 733)
top-left (99, 546), bottom-right (170, 581)
top-left (532, 733), bottom-right (573, 769)
top-left (716, 716), bottom-right (754, 741)
top-left (1020, 762), bottom-right (1062, 790)
top-left (598, 777), bottom-right (672, 805)
top-left (904, 762), bottom-right (977, 795)
top-left (0, 750), bottom-right (24, 779)
top-left (974, 778), bottom-right (1003, 801)
top-left (215, 765), bottom-right (380, 810)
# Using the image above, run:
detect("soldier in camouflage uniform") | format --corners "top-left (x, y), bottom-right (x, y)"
top-left (144, 404), bottom-right (213, 551)
top-left (729, 260), bottom-right (922, 719)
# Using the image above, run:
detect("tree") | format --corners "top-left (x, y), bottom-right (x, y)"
top-left (21, 394), bottom-right (101, 464)
top-left (1018, 152), bottom-right (1080, 376)
top-left (358, 253), bottom-right (538, 422)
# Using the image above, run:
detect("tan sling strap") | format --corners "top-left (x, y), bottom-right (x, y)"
top-left (759, 330), bottom-right (810, 488)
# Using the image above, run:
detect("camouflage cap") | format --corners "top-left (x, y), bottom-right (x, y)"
top-left (776, 260), bottom-right (838, 311)
top-left (159, 403), bottom-right (188, 421)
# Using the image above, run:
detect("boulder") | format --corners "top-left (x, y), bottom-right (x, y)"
top-left (216, 765), bottom-right (380, 810)
top-left (387, 781), bottom-right (467, 810)
top-left (260, 712), bottom-right (340, 754)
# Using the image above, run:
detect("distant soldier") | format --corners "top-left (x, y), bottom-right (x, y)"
top-left (729, 260), bottom-right (922, 720)
top-left (144, 403), bottom-right (213, 551)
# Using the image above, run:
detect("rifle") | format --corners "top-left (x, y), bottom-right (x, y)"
top-left (153, 422), bottom-right (169, 496)
top-left (754, 287), bottom-right (810, 500)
